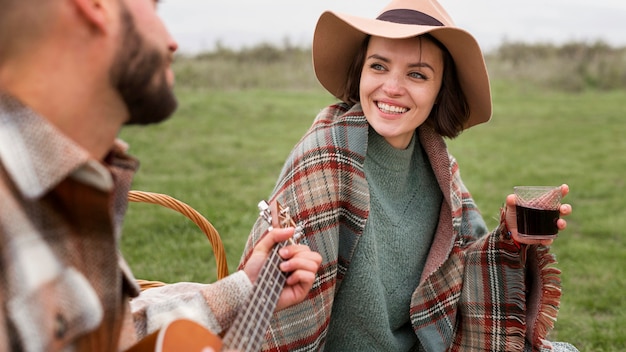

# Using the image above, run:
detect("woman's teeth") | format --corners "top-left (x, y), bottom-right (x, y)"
top-left (377, 102), bottom-right (408, 114)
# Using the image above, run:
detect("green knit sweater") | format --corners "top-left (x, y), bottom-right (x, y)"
top-left (325, 128), bottom-right (443, 351)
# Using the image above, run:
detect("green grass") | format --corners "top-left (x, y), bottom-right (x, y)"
top-left (119, 84), bottom-right (625, 351)
top-left (120, 89), bottom-right (335, 282)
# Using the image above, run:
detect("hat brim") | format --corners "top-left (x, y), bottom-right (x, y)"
top-left (313, 11), bottom-right (492, 129)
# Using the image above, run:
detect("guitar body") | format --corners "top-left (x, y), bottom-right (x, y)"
top-left (127, 319), bottom-right (222, 352)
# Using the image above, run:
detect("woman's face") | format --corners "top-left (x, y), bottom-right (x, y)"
top-left (359, 35), bottom-right (444, 149)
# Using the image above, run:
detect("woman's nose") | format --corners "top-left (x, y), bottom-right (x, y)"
top-left (381, 75), bottom-right (404, 96)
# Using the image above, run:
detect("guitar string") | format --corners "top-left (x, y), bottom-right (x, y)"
top-left (225, 246), bottom-right (286, 351)
top-left (238, 258), bottom-right (285, 351)
top-left (223, 207), bottom-right (297, 351)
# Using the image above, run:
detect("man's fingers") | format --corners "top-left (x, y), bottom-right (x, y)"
top-left (254, 227), bottom-right (295, 254)
top-left (279, 249), bottom-right (322, 273)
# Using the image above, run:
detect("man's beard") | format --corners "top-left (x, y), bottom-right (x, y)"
top-left (110, 6), bottom-right (177, 125)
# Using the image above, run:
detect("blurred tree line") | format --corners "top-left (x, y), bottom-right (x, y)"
top-left (173, 40), bottom-right (626, 92)
top-left (487, 41), bottom-right (626, 91)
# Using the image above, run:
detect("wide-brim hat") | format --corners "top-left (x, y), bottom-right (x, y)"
top-left (312, 0), bottom-right (492, 129)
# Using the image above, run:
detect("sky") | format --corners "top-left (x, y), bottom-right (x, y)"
top-left (158, 0), bottom-right (626, 54)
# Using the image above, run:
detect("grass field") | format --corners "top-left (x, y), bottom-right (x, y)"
top-left (119, 82), bottom-right (625, 351)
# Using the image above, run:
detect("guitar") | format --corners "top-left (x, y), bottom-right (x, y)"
top-left (128, 200), bottom-right (304, 352)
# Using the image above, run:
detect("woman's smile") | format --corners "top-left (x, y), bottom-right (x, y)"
top-left (376, 101), bottom-right (409, 116)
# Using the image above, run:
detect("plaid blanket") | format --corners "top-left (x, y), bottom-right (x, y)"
top-left (240, 103), bottom-right (563, 351)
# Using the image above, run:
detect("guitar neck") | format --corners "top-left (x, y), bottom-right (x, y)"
top-left (221, 242), bottom-right (287, 351)
top-left (221, 200), bottom-right (301, 352)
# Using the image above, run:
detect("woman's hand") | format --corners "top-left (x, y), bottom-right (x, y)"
top-left (504, 184), bottom-right (573, 246)
top-left (242, 227), bottom-right (322, 311)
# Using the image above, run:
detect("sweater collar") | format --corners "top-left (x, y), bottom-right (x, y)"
top-left (366, 126), bottom-right (418, 172)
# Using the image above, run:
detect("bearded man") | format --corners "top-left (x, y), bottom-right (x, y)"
top-left (0, 0), bottom-right (321, 350)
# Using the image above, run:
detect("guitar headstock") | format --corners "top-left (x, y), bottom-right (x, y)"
top-left (258, 200), bottom-right (304, 243)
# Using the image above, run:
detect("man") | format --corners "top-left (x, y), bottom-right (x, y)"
top-left (0, 0), bottom-right (322, 350)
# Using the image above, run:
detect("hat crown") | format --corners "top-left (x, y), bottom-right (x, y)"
top-left (379, 0), bottom-right (455, 27)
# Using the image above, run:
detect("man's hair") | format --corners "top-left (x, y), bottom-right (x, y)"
top-left (342, 34), bottom-right (470, 139)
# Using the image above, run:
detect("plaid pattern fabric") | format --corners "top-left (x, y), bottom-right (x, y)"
top-left (0, 93), bottom-right (138, 351)
top-left (240, 103), bottom-right (563, 351)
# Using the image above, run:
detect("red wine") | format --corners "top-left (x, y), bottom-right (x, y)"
top-left (516, 205), bottom-right (559, 236)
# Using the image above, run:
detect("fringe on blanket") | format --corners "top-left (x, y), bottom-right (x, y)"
top-left (531, 245), bottom-right (562, 351)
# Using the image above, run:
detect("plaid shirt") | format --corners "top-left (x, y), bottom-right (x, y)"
top-left (0, 93), bottom-right (252, 351)
top-left (240, 103), bottom-right (564, 352)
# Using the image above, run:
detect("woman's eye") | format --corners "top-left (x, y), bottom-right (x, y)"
top-left (370, 63), bottom-right (385, 71)
top-left (409, 71), bottom-right (426, 79)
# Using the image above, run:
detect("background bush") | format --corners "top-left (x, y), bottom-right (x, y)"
top-left (172, 40), bottom-right (626, 92)
top-left (487, 41), bottom-right (626, 92)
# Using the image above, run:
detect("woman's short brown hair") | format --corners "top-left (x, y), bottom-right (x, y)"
top-left (342, 34), bottom-right (470, 139)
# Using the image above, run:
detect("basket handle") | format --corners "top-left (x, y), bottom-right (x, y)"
top-left (127, 190), bottom-right (229, 288)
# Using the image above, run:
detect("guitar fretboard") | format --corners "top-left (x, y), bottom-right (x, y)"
top-left (221, 200), bottom-right (301, 352)
top-left (222, 242), bottom-right (287, 351)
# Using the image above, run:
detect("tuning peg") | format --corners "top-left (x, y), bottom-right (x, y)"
top-left (258, 200), bottom-right (272, 224)
top-left (293, 227), bottom-right (304, 241)
top-left (258, 200), bottom-right (269, 212)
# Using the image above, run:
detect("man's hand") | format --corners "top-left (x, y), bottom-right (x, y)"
top-left (242, 227), bottom-right (322, 311)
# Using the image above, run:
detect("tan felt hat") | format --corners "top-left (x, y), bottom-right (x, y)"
top-left (312, 0), bottom-right (493, 128)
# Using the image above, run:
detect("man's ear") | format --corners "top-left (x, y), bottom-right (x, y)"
top-left (72, 0), bottom-right (110, 32)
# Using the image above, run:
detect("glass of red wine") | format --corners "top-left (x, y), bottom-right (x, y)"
top-left (514, 186), bottom-right (562, 240)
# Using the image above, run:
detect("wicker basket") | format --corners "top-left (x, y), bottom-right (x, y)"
top-left (127, 190), bottom-right (229, 291)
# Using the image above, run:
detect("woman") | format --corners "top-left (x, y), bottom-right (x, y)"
top-left (240, 0), bottom-right (577, 350)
